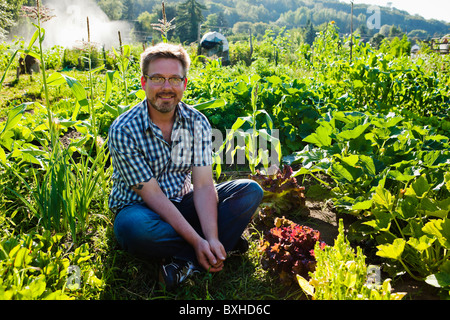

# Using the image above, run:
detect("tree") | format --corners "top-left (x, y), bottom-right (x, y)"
top-left (379, 24), bottom-right (391, 37)
top-left (389, 25), bottom-right (404, 38)
top-left (137, 11), bottom-right (158, 35)
top-left (232, 21), bottom-right (252, 35)
top-left (303, 19), bottom-right (315, 46)
top-left (216, 11), bottom-right (228, 29)
top-left (370, 32), bottom-right (385, 49)
top-left (1, 0), bottom-right (16, 40)
top-left (98, 0), bottom-right (126, 20)
top-left (205, 13), bottom-right (218, 29)
top-left (176, 0), bottom-right (207, 44)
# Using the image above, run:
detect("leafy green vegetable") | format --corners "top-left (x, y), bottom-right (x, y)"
top-left (298, 219), bottom-right (406, 300)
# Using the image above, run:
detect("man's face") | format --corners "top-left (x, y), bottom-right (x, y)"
top-left (141, 58), bottom-right (187, 114)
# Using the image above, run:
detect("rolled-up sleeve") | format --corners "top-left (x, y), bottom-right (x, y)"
top-left (108, 127), bottom-right (154, 187)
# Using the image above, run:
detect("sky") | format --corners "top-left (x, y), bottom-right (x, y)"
top-left (342, 0), bottom-right (450, 23)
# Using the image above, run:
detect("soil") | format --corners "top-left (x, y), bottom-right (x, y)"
top-left (60, 127), bottom-right (83, 149)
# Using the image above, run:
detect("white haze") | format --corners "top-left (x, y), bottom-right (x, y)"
top-left (12, 0), bottom-right (133, 49)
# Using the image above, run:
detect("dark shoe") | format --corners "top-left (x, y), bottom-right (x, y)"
top-left (159, 258), bottom-right (201, 291)
top-left (228, 236), bottom-right (249, 256)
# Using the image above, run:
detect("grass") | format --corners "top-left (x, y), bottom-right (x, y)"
top-left (98, 222), bottom-right (305, 300)
top-left (0, 69), bottom-right (92, 117)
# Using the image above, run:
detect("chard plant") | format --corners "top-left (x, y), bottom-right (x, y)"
top-left (83, 17), bottom-right (100, 148)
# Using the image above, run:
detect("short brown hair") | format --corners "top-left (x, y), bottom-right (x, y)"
top-left (140, 42), bottom-right (191, 77)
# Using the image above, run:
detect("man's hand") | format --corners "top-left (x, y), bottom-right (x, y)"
top-left (194, 238), bottom-right (226, 272)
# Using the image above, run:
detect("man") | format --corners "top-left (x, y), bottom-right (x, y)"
top-left (108, 42), bottom-right (263, 291)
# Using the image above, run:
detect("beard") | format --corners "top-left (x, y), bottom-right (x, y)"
top-left (148, 92), bottom-right (179, 114)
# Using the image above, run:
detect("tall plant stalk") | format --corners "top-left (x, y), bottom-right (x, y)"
top-left (22, 0), bottom-right (57, 148)
top-left (214, 82), bottom-right (281, 179)
top-left (117, 31), bottom-right (128, 106)
top-left (85, 17), bottom-right (99, 150)
top-left (151, 1), bottom-right (176, 42)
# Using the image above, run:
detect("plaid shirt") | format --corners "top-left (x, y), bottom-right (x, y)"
top-left (108, 99), bottom-right (213, 213)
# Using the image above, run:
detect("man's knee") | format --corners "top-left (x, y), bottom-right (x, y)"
top-left (249, 179), bottom-right (264, 201)
top-left (113, 204), bottom-right (165, 249)
top-left (239, 179), bottom-right (264, 205)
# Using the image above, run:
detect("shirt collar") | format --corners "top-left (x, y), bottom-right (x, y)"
top-left (176, 101), bottom-right (191, 122)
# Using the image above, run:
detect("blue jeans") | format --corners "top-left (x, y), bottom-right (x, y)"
top-left (113, 179), bottom-right (263, 268)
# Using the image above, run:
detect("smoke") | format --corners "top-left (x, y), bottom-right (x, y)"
top-left (13, 0), bottom-right (133, 49)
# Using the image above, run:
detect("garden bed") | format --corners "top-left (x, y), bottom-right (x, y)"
top-left (286, 193), bottom-right (441, 300)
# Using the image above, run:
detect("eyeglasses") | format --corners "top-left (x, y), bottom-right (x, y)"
top-left (144, 75), bottom-right (185, 86)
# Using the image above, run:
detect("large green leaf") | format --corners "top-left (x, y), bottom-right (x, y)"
top-left (351, 199), bottom-right (373, 210)
top-left (297, 274), bottom-right (314, 297)
top-left (411, 175), bottom-right (430, 198)
top-left (387, 170), bottom-right (416, 183)
top-left (425, 272), bottom-right (450, 288)
top-left (336, 123), bottom-right (370, 140)
top-left (63, 75), bottom-right (89, 107)
top-left (372, 185), bottom-right (395, 211)
top-left (0, 147), bottom-right (6, 164)
top-left (422, 218), bottom-right (450, 249)
top-left (47, 73), bottom-right (89, 107)
top-left (192, 98), bottom-right (226, 111)
top-left (376, 238), bottom-right (406, 261)
top-left (0, 103), bottom-right (29, 139)
top-left (303, 122), bottom-right (333, 148)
